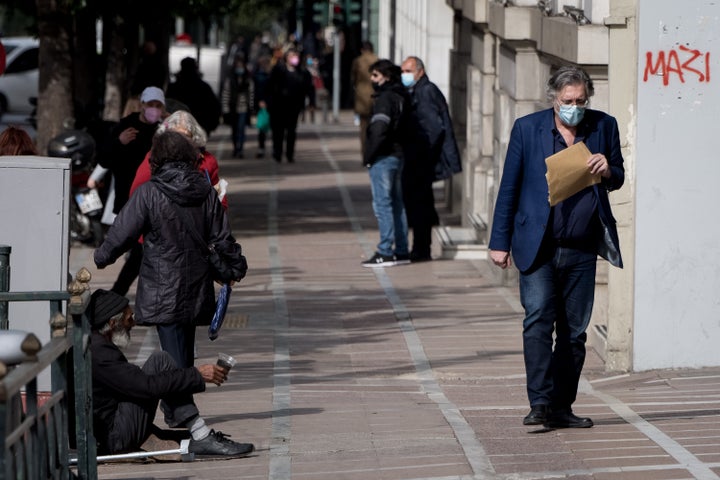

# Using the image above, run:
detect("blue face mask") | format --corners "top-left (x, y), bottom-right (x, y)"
top-left (401, 72), bottom-right (416, 88)
top-left (557, 104), bottom-right (586, 126)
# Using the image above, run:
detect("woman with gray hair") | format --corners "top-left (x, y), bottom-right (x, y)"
top-left (129, 110), bottom-right (227, 209)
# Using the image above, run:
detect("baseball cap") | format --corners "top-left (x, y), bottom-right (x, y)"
top-left (140, 86), bottom-right (166, 105)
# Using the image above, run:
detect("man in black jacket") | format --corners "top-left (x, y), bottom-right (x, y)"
top-left (361, 59), bottom-right (411, 268)
top-left (89, 289), bottom-right (254, 457)
top-left (400, 57), bottom-right (462, 262)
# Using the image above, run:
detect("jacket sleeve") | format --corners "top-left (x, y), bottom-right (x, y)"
top-left (93, 340), bottom-right (205, 401)
top-left (94, 186), bottom-right (149, 268)
top-left (415, 84), bottom-right (446, 152)
top-left (600, 116), bottom-right (625, 192)
top-left (488, 120), bottom-right (525, 252)
top-left (364, 94), bottom-right (392, 166)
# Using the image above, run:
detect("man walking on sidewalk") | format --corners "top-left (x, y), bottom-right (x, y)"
top-left (488, 66), bottom-right (624, 429)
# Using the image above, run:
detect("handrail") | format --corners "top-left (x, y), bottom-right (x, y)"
top-left (0, 338), bottom-right (71, 401)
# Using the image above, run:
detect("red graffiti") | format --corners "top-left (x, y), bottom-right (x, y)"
top-left (643, 45), bottom-right (710, 86)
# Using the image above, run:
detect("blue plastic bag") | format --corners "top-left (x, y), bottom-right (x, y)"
top-left (208, 283), bottom-right (231, 341)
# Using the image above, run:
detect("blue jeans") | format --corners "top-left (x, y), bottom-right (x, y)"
top-left (233, 112), bottom-right (248, 153)
top-left (368, 156), bottom-right (409, 257)
top-left (519, 247), bottom-right (597, 409)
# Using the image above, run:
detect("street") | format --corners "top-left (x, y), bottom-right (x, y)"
top-left (68, 113), bottom-right (720, 480)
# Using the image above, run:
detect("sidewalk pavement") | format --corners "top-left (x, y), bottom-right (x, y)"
top-left (70, 113), bottom-right (720, 480)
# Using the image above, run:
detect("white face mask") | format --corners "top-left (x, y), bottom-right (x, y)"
top-left (401, 72), bottom-right (416, 88)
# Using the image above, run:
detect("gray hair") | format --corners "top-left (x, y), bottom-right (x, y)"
top-left (545, 66), bottom-right (594, 103)
top-left (156, 110), bottom-right (208, 148)
top-left (408, 56), bottom-right (425, 72)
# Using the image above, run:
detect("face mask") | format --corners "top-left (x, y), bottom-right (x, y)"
top-left (371, 82), bottom-right (381, 92)
top-left (557, 104), bottom-right (585, 127)
top-left (144, 107), bottom-right (162, 124)
top-left (288, 56), bottom-right (300, 67)
top-left (401, 72), bottom-right (416, 88)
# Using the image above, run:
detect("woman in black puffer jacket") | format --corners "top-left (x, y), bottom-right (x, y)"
top-left (94, 131), bottom-right (247, 368)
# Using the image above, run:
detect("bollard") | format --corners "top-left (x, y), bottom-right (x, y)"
top-left (0, 245), bottom-right (10, 330)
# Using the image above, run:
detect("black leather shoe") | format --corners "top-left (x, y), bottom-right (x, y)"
top-left (545, 410), bottom-right (593, 428)
top-left (523, 405), bottom-right (549, 425)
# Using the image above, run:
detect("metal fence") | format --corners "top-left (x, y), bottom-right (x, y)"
top-left (0, 246), bottom-right (96, 480)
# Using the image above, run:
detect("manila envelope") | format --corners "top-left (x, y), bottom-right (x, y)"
top-left (544, 141), bottom-right (600, 206)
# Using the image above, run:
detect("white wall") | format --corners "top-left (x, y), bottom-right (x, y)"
top-left (378, 0), bottom-right (455, 100)
top-left (634, 0), bottom-right (720, 369)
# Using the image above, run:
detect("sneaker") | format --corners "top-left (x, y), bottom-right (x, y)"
top-left (188, 430), bottom-right (254, 456)
top-left (394, 254), bottom-right (411, 265)
top-left (362, 252), bottom-right (396, 268)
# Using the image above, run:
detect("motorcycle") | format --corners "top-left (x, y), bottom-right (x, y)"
top-left (47, 130), bottom-right (105, 247)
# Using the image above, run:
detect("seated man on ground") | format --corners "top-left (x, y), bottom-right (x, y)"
top-left (88, 288), bottom-right (254, 457)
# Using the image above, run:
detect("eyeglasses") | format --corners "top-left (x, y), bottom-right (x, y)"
top-left (558, 98), bottom-right (589, 107)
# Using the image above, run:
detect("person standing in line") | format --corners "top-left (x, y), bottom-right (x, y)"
top-left (221, 56), bottom-right (254, 158)
top-left (99, 86), bottom-right (167, 295)
top-left (266, 48), bottom-right (315, 163)
top-left (399, 56), bottom-right (462, 262)
top-left (351, 41), bottom-right (379, 158)
top-left (95, 131), bottom-right (247, 371)
top-left (488, 66), bottom-right (624, 429)
top-left (361, 59), bottom-right (411, 268)
top-left (87, 289), bottom-right (254, 457)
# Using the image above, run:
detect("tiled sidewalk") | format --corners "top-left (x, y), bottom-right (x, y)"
top-left (69, 115), bottom-right (720, 480)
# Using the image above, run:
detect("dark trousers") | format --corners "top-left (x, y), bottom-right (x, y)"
top-left (519, 246), bottom-right (597, 409)
top-left (402, 167), bottom-right (438, 257)
top-left (111, 242), bottom-right (143, 296)
top-left (106, 352), bottom-right (199, 453)
top-left (270, 109), bottom-right (300, 161)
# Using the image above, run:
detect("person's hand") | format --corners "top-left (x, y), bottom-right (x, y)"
top-left (588, 153), bottom-right (611, 179)
top-left (490, 250), bottom-right (512, 269)
top-left (197, 364), bottom-right (228, 386)
top-left (119, 127), bottom-right (138, 145)
top-left (87, 178), bottom-right (98, 189)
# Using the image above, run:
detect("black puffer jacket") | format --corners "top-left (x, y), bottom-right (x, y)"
top-left (94, 162), bottom-right (241, 326)
top-left (363, 81), bottom-right (411, 167)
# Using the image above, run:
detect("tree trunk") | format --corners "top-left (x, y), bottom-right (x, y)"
top-left (36, 0), bottom-right (74, 155)
top-left (102, 13), bottom-right (127, 121)
top-left (72, 7), bottom-right (99, 127)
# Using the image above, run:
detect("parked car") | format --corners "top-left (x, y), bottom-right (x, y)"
top-left (0, 37), bottom-right (39, 117)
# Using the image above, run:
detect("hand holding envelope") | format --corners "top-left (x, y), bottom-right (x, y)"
top-left (545, 141), bottom-right (600, 206)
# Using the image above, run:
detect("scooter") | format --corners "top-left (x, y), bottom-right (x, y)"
top-left (47, 130), bottom-right (105, 247)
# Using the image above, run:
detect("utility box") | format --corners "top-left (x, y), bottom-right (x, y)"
top-left (0, 155), bottom-right (71, 389)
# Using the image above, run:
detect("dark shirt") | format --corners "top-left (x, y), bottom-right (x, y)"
top-left (549, 126), bottom-right (599, 247)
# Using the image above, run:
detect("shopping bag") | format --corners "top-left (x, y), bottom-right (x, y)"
top-left (208, 283), bottom-right (231, 341)
top-left (256, 107), bottom-right (270, 133)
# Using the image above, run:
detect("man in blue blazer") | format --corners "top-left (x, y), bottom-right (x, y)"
top-left (489, 66), bottom-right (624, 429)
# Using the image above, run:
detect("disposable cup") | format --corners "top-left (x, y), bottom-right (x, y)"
top-left (216, 353), bottom-right (236, 372)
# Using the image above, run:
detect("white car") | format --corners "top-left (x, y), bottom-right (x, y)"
top-left (0, 37), bottom-right (39, 116)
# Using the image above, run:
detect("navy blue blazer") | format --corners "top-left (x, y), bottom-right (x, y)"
top-left (488, 108), bottom-right (624, 273)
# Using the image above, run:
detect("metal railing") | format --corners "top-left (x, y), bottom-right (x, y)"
top-left (0, 245), bottom-right (96, 480)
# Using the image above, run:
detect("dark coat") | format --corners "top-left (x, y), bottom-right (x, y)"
top-left (267, 63), bottom-right (315, 115)
top-left (167, 73), bottom-right (221, 134)
top-left (408, 76), bottom-right (462, 181)
top-left (91, 332), bottom-right (204, 451)
top-left (94, 162), bottom-right (239, 326)
top-left (100, 113), bottom-right (158, 214)
top-left (488, 108), bottom-right (624, 273)
top-left (364, 81), bottom-right (411, 167)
